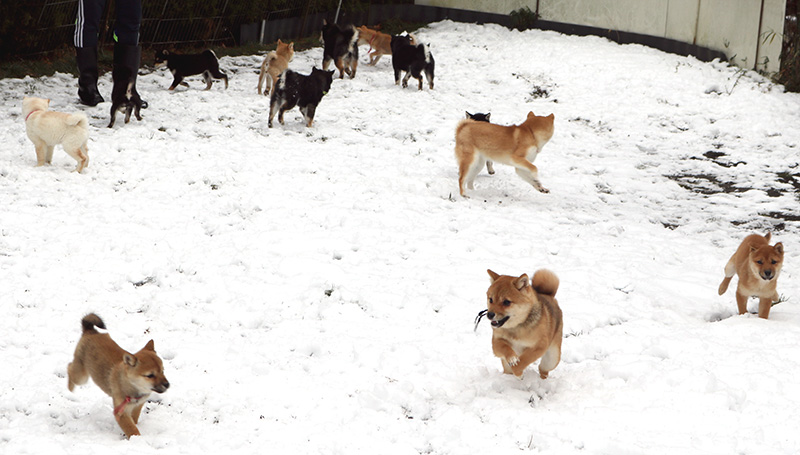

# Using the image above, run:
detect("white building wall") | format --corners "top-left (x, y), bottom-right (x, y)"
top-left (415, 0), bottom-right (786, 74)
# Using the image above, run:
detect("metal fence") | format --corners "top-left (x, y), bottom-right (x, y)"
top-left (14, 0), bottom-right (311, 57)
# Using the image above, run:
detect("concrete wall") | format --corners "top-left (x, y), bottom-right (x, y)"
top-left (415, 0), bottom-right (786, 73)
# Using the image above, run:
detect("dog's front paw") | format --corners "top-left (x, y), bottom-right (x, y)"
top-left (538, 187), bottom-right (550, 194)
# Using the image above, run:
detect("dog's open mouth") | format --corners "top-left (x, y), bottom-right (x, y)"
top-left (491, 316), bottom-right (510, 328)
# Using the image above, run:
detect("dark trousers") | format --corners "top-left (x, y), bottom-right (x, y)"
top-left (74, 0), bottom-right (142, 48)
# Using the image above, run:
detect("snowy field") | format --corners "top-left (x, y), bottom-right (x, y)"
top-left (1, 20), bottom-right (800, 454)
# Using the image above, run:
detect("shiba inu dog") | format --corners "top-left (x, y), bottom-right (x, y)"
top-left (356, 26), bottom-right (393, 66)
top-left (455, 111), bottom-right (554, 197)
top-left (465, 111), bottom-right (494, 175)
top-left (258, 39), bottom-right (294, 96)
top-left (21, 97), bottom-right (89, 173)
top-left (154, 49), bottom-right (228, 90)
top-left (718, 232), bottom-right (784, 319)
top-left (477, 269), bottom-right (563, 379)
top-left (390, 35), bottom-right (434, 90)
top-left (321, 20), bottom-right (359, 79)
top-left (67, 314), bottom-right (170, 438)
top-left (268, 67), bottom-right (334, 128)
top-left (108, 62), bottom-right (144, 128)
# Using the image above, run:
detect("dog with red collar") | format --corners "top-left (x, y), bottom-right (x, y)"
top-left (67, 314), bottom-right (170, 438)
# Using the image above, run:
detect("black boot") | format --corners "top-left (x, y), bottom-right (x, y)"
top-left (76, 46), bottom-right (104, 106)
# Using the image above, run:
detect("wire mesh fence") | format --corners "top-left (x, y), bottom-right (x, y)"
top-left (1, 0), bottom-right (315, 59)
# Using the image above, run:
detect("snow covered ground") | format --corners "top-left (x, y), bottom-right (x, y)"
top-left (1, 20), bottom-right (799, 454)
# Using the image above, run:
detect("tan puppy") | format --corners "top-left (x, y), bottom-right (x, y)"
top-left (68, 314), bottom-right (170, 438)
top-left (718, 232), bottom-right (784, 319)
top-left (357, 26), bottom-right (393, 65)
top-left (455, 112), bottom-right (554, 197)
top-left (258, 39), bottom-right (295, 96)
top-left (479, 269), bottom-right (563, 379)
top-left (22, 97), bottom-right (89, 173)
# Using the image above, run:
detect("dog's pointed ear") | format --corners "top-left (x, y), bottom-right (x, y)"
top-left (289, 43), bottom-right (294, 51)
top-left (465, 111), bottom-right (471, 119)
top-left (124, 353), bottom-right (138, 367)
top-left (323, 18), bottom-right (328, 25)
top-left (514, 274), bottom-right (530, 290)
top-left (527, 111), bottom-right (535, 118)
top-left (775, 242), bottom-right (784, 255)
top-left (485, 113), bottom-right (491, 121)
top-left (547, 113), bottom-right (554, 120)
top-left (143, 340), bottom-right (156, 352)
top-left (278, 39), bottom-right (283, 45)
top-left (487, 269), bottom-right (500, 283)
top-left (765, 232), bottom-right (772, 242)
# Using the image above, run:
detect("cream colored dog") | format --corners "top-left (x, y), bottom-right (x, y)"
top-left (68, 313), bottom-right (170, 438)
top-left (718, 232), bottom-right (784, 319)
top-left (455, 111), bottom-right (554, 197)
top-left (258, 39), bottom-right (294, 96)
top-left (22, 97), bottom-right (89, 172)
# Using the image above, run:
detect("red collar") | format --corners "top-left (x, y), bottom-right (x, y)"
top-left (25, 109), bottom-right (41, 122)
top-left (114, 396), bottom-right (144, 417)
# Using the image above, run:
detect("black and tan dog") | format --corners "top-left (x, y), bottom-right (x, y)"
top-left (465, 112), bottom-right (494, 175)
top-left (154, 49), bottom-right (228, 91)
top-left (67, 314), bottom-right (170, 438)
top-left (476, 269), bottom-right (563, 379)
top-left (390, 34), bottom-right (434, 90)
top-left (268, 67), bottom-right (334, 128)
top-left (321, 20), bottom-right (359, 79)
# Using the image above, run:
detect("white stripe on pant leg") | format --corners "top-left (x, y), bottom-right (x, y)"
top-left (74, 0), bottom-right (84, 47)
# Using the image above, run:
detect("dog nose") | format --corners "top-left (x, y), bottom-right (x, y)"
top-left (163, 381), bottom-right (170, 390)
top-left (487, 312), bottom-right (495, 320)
top-left (763, 270), bottom-right (773, 279)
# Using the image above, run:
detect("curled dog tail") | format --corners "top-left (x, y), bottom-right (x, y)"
top-left (66, 112), bottom-right (88, 129)
top-left (81, 313), bottom-right (106, 333)
top-left (532, 269), bottom-right (559, 297)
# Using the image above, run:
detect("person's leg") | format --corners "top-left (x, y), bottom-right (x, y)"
top-left (74, 0), bottom-right (107, 106)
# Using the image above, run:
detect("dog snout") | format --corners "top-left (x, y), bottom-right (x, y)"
top-left (487, 312), bottom-right (496, 320)
top-left (154, 380), bottom-right (170, 393)
top-left (762, 269), bottom-right (774, 280)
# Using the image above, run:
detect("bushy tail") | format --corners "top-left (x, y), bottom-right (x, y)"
top-left (532, 269), bottom-right (559, 297)
top-left (66, 112), bottom-right (88, 129)
top-left (81, 313), bottom-right (106, 333)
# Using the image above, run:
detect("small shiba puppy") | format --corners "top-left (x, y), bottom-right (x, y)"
top-left (154, 49), bottom-right (228, 90)
top-left (465, 111), bottom-right (494, 175)
top-left (21, 97), bottom-right (89, 172)
top-left (67, 313), bottom-right (170, 438)
top-left (455, 111), bottom-right (554, 197)
top-left (268, 67), bottom-right (334, 128)
top-left (108, 61), bottom-right (143, 128)
top-left (478, 269), bottom-right (563, 379)
top-left (356, 25), bottom-right (394, 66)
top-left (390, 34), bottom-right (434, 90)
top-left (258, 39), bottom-right (295, 96)
top-left (320, 20), bottom-right (359, 79)
top-left (718, 232), bottom-right (784, 319)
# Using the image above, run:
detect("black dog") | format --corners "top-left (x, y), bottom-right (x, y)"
top-left (465, 111), bottom-right (494, 174)
top-left (320, 20), bottom-right (358, 79)
top-left (107, 48), bottom-right (144, 128)
top-left (154, 49), bottom-right (228, 90)
top-left (268, 67), bottom-right (334, 128)
top-left (390, 35), bottom-right (435, 90)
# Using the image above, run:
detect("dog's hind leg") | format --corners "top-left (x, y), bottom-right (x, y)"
top-left (538, 335), bottom-right (562, 379)
top-left (457, 149), bottom-right (483, 197)
top-left (67, 359), bottom-right (88, 391)
top-left (32, 141), bottom-right (47, 166)
top-left (203, 71), bottom-right (213, 90)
